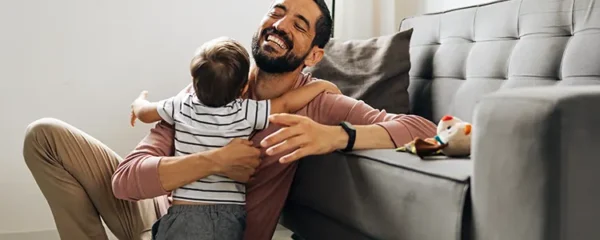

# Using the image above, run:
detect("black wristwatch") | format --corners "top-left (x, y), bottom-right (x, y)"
top-left (339, 121), bottom-right (356, 152)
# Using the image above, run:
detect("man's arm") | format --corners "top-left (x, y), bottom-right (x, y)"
top-left (261, 93), bottom-right (437, 163)
top-left (112, 121), bottom-right (176, 200)
top-left (113, 121), bottom-right (219, 200)
top-left (114, 119), bottom-right (262, 200)
top-left (113, 85), bottom-right (261, 201)
top-left (316, 93), bottom-right (437, 148)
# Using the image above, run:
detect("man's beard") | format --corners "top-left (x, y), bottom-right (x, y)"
top-left (251, 27), bottom-right (309, 74)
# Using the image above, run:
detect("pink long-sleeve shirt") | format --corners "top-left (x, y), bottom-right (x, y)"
top-left (112, 73), bottom-right (436, 240)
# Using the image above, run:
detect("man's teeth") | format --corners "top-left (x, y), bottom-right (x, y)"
top-left (267, 35), bottom-right (287, 49)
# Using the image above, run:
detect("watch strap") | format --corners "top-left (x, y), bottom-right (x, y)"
top-left (340, 121), bottom-right (356, 152)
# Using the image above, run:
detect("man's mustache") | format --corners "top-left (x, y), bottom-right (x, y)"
top-left (261, 27), bottom-right (293, 50)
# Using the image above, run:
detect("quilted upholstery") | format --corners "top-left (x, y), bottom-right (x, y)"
top-left (400, 0), bottom-right (600, 122)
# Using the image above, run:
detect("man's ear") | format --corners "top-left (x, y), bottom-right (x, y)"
top-left (303, 46), bottom-right (325, 67)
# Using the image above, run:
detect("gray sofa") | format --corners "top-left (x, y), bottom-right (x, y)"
top-left (280, 0), bottom-right (600, 239)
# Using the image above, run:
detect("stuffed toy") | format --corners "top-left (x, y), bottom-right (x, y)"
top-left (397, 115), bottom-right (472, 159)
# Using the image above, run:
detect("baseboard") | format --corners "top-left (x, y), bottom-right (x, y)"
top-left (0, 229), bottom-right (59, 240)
top-left (0, 229), bottom-right (117, 240)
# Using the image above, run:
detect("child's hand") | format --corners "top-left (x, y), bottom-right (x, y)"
top-left (130, 91), bottom-right (149, 127)
top-left (311, 80), bottom-right (341, 95)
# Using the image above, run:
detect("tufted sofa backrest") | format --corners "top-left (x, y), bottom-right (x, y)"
top-left (400, 0), bottom-right (600, 122)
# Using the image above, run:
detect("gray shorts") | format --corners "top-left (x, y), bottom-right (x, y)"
top-left (151, 204), bottom-right (246, 240)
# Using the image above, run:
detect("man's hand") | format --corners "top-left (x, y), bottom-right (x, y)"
top-left (130, 91), bottom-right (149, 126)
top-left (213, 138), bottom-right (261, 183)
top-left (260, 114), bottom-right (348, 163)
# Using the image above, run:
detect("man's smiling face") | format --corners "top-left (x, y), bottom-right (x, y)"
top-left (251, 0), bottom-right (323, 73)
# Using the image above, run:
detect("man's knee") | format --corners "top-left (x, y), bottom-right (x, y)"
top-left (23, 118), bottom-right (65, 160)
top-left (25, 118), bottom-right (65, 139)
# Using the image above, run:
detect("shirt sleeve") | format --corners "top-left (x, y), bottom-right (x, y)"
top-left (244, 99), bottom-right (271, 130)
top-left (112, 121), bottom-right (174, 201)
top-left (306, 93), bottom-right (437, 147)
top-left (157, 96), bottom-right (180, 125)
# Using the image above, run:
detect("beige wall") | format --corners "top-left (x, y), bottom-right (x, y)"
top-left (396, 0), bottom-right (499, 25)
top-left (0, 0), bottom-right (271, 235)
top-left (418, 0), bottom-right (498, 13)
top-left (332, 0), bottom-right (498, 40)
top-left (333, 0), bottom-right (400, 40)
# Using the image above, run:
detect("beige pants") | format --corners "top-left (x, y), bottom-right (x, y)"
top-left (23, 118), bottom-right (163, 240)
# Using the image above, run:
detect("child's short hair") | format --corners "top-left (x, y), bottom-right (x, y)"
top-left (190, 37), bottom-right (250, 107)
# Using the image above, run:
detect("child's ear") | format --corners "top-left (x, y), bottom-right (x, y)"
top-left (239, 81), bottom-right (250, 98)
top-left (239, 85), bottom-right (247, 97)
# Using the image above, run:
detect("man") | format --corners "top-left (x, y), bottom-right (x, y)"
top-left (23, 0), bottom-right (437, 239)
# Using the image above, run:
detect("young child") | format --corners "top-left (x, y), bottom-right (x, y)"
top-left (129, 37), bottom-right (340, 240)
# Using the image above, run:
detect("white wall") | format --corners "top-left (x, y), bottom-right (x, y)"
top-left (333, 0), bottom-right (400, 40)
top-left (333, 0), bottom-right (498, 40)
top-left (0, 0), bottom-right (271, 235)
top-left (417, 0), bottom-right (498, 13)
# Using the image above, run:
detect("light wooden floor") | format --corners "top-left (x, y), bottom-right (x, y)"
top-left (0, 224), bottom-right (294, 240)
top-left (110, 224), bottom-right (294, 240)
top-left (107, 224), bottom-right (294, 240)
top-left (272, 225), bottom-right (294, 240)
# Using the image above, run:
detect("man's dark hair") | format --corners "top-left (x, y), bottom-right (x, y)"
top-left (190, 37), bottom-right (250, 107)
top-left (311, 0), bottom-right (333, 48)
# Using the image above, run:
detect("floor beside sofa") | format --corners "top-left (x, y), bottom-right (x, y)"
top-left (272, 225), bottom-right (294, 240)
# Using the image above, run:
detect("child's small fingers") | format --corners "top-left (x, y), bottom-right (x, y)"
top-left (130, 113), bottom-right (136, 127)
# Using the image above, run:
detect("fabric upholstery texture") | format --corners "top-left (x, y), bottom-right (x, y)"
top-left (286, 151), bottom-right (470, 240)
top-left (400, 0), bottom-right (600, 122)
top-left (304, 29), bottom-right (413, 114)
top-left (472, 86), bottom-right (600, 240)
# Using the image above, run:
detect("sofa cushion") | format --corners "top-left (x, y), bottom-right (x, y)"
top-left (304, 29), bottom-right (413, 114)
top-left (401, 0), bottom-right (600, 123)
top-left (284, 150), bottom-right (471, 240)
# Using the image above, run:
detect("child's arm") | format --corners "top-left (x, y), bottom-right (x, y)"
top-left (130, 91), bottom-right (162, 126)
top-left (270, 80), bottom-right (341, 114)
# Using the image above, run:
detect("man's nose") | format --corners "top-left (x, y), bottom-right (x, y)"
top-left (273, 17), bottom-right (292, 35)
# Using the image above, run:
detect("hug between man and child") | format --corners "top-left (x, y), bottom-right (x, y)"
top-left (130, 37), bottom-right (341, 240)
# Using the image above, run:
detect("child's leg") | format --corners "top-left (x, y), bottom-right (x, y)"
top-left (153, 205), bottom-right (246, 240)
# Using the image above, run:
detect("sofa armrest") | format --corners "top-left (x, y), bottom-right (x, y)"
top-left (471, 86), bottom-right (600, 240)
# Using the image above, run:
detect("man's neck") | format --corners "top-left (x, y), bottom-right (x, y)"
top-left (249, 66), bottom-right (302, 100)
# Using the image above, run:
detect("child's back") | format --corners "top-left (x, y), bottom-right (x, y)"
top-left (130, 36), bottom-right (340, 240)
top-left (159, 95), bottom-right (269, 204)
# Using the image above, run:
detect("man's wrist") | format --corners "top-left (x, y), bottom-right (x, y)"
top-left (332, 126), bottom-right (349, 150)
top-left (194, 150), bottom-right (222, 175)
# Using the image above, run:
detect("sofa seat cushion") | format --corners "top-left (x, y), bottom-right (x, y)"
top-left (285, 150), bottom-right (471, 240)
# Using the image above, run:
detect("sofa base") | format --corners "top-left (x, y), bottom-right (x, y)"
top-left (283, 150), bottom-right (472, 240)
top-left (281, 202), bottom-right (374, 240)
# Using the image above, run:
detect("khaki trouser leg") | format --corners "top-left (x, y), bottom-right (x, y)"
top-left (23, 118), bottom-right (160, 240)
